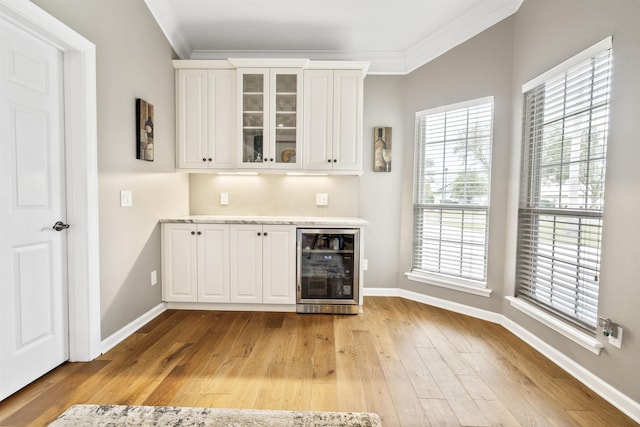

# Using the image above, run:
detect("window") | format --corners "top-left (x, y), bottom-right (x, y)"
top-left (516, 38), bottom-right (612, 333)
top-left (411, 98), bottom-right (494, 287)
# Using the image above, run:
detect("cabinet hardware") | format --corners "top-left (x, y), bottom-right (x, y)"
top-left (202, 158), bottom-right (206, 162)
top-left (333, 159), bottom-right (338, 162)
top-left (257, 232), bottom-right (261, 236)
top-left (208, 158), bottom-right (212, 162)
top-left (197, 231), bottom-right (202, 235)
top-left (264, 232), bottom-right (268, 236)
top-left (191, 231), bottom-right (196, 235)
top-left (327, 159), bottom-right (331, 163)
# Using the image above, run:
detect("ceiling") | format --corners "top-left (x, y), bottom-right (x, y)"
top-left (144, 0), bottom-right (523, 75)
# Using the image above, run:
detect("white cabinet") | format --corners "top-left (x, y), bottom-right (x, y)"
top-left (162, 223), bottom-right (230, 302)
top-left (237, 68), bottom-right (303, 170)
top-left (303, 69), bottom-right (364, 172)
top-left (229, 224), bottom-right (296, 304)
top-left (176, 69), bottom-right (236, 169)
top-left (163, 222), bottom-right (296, 306)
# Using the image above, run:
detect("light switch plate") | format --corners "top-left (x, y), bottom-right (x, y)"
top-left (151, 270), bottom-right (157, 286)
top-left (316, 193), bottom-right (328, 206)
top-left (120, 190), bottom-right (133, 207)
top-left (220, 192), bottom-right (229, 205)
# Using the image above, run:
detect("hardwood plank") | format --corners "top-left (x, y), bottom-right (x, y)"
top-left (421, 398), bottom-right (461, 427)
top-left (0, 298), bottom-right (636, 427)
top-left (334, 315), bottom-right (367, 412)
top-left (381, 360), bottom-right (430, 427)
top-left (352, 330), bottom-right (400, 427)
top-left (417, 348), bottom-right (490, 426)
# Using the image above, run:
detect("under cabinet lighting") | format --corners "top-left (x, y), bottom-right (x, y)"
top-left (286, 172), bottom-right (329, 176)
top-left (217, 172), bottom-right (259, 176)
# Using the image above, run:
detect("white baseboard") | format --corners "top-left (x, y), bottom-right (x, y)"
top-left (362, 287), bottom-right (640, 424)
top-left (100, 303), bottom-right (167, 354)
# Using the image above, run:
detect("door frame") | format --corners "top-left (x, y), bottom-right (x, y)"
top-left (0, 0), bottom-right (101, 361)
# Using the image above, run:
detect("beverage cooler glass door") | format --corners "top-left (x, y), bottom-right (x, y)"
top-left (297, 229), bottom-right (359, 306)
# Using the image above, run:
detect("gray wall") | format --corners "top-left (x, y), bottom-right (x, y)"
top-left (394, 16), bottom-right (516, 314)
top-left (504, 0), bottom-right (640, 404)
top-left (31, 0), bottom-right (190, 338)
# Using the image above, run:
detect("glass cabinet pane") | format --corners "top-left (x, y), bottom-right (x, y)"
top-left (242, 74), bottom-right (265, 163)
top-left (274, 73), bottom-right (297, 165)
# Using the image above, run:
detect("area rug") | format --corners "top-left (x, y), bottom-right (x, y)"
top-left (48, 404), bottom-right (382, 426)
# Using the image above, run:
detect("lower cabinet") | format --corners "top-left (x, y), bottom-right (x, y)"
top-left (162, 222), bottom-right (296, 305)
top-left (161, 223), bottom-right (229, 303)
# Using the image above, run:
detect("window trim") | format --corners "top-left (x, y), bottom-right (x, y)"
top-left (410, 96), bottom-right (495, 293)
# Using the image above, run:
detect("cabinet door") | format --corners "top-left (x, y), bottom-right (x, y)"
top-left (176, 69), bottom-right (209, 169)
top-left (208, 70), bottom-right (236, 169)
top-left (229, 224), bottom-right (263, 303)
top-left (270, 69), bottom-right (302, 169)
top-left (262, 225), bottom-right (296, 304)
top-left (162, 223), bottom-right (198, 302)
top-left (238, 69), bottom-right (270, 169)
top-left (332, 70), bottom-right (363, 171)
top-left (197, 224), bottom-right (230, 303)
top-left (303, 69), bottom-right (334, 170)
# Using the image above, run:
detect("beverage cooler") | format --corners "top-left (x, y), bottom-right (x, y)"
top-left (297, 228), bottom-right (360, 314)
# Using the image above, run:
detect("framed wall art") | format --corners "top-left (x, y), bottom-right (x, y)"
top-left (373, 126), bottom-right (392, 172)
top-left (136, 98), bottom-right (154, 161)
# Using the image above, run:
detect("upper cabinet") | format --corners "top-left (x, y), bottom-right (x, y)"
top-left (303, 69), bottom-right (364, 173)
top-left (176, 68), bottom-right (236, 169)
top-left (173, 60), bottom-right (368, 175)
top-left (237, 68), bottom-right (302, 170)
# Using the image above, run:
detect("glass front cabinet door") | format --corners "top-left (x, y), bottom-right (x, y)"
top-left (238, 68), bottom-right (302, 169)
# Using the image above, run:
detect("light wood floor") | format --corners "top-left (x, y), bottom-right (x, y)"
top-left (0, 297), bottom-right (636, 426)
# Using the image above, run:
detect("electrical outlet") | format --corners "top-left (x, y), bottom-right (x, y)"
top-left (316, 193), bottom-right (328, 206)
top-left (151, 270), bottom-right (157, 286)
top-left (220, 192), bottom-right (229, 205)
top-left (362, 259), bottom-right (369, 270)
top-left (609, 325), bottom-right (622, 349)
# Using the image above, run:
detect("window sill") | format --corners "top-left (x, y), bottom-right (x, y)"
top-left (405, 271), bottom-right (493, 298)
top-left (506, 296), bottom-right (603, 355)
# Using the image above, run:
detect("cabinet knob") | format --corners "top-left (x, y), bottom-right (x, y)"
top-left (327, 159), bottom-right (332, 163)
top-left (257, 232), bottom-right (261, 236)
top-left (202, 158), bottom-right (206, 162)
top-left (263, 232), bottom-right (268, 236)
top-left (263, 158), bottom-right (268, 162)
top-left (270, 158), bottom-right (274, 162)
top-left (197, 231), bottom-right (202, 235)
top-left (191, 231), bottom-right (196, 235)
top-left (208, 158), bottom-right (212, 162)
top-left (333, 159), bottom-right (338, 163)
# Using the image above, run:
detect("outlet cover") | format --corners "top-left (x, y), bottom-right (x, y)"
top-left (220, 192), bottom-right (229, 205)
top-left (151, 270), bottom-right (157, 286)
top-left (609, 326), bottom-right (622, 349)
top-left (316, 193), bottom-right (328, 206)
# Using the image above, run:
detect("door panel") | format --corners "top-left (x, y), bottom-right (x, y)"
top-left (0, 18), bottom-right (68, 401)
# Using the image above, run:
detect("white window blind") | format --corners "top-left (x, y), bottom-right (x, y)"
top-left (413, 98), bottom-right (494, 284)
top-left (516, 40), bottom-right (612, 332)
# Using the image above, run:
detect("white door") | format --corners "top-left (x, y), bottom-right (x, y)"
top-left (262, 225), bottom-right (296, 305)
top-left (332, 70), bottom-right (363, 171)
top-left (229, 224), bottom-right (263, 303)
top-left (161, 223), bottom-right (198, 302)
top-left (303, 69), bottom-right (334, 171)
top-left (0, 18), bottom-right (68, 400)
top-left (198, 224), bottom-right (230, 303)
top-left (176, 69), bottom-right (209, 169)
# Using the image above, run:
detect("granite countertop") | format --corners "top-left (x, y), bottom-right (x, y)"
top-left (160, 215), bottom-right (369, 227)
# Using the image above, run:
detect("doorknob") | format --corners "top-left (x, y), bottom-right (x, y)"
top-left (52, 221), bottom-right (70, 231)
